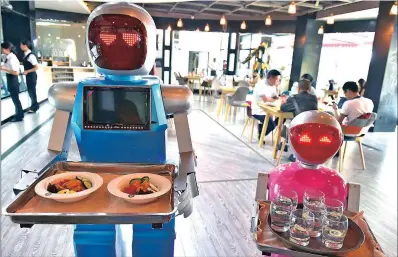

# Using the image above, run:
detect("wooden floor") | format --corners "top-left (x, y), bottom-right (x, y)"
top-left (1, 96), bottom-right (396, 257)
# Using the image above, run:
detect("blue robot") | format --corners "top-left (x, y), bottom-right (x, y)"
top-left (9, 2), bottom-right (198, 257)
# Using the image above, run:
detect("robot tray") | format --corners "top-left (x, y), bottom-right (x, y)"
top-left (5, 161), bottom-right (178, 225)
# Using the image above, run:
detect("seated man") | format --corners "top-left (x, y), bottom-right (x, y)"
top-left (290, 73), bottom-right (316, 96)
top-left (280, 79), bottom-right (318, 161)
top-left (252, 69), bottom-right (281, 141)
top-left (332, 81), bottom-right (374, 125)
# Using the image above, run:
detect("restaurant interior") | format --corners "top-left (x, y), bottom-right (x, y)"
top-left (0, 0), bottom-right (397, 257)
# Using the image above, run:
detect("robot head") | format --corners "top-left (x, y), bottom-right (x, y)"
top-left (289, 111), bottom-right (343, 166)
top-left (86, 2), bottom-right (156, 76)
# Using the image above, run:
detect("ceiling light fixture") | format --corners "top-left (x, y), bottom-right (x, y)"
top-left (318, 25), bottom-right (324, 35)
top-left (220, 15), bottom-right (226, 25)
top-left (265, 15), bottom-right (272, 26)
top-left (82, 25), bottom-right (85, 29)
top-left (167, 25), bottom-right (172, 31)
top-left (177, 18), bottom-right (183, 28)
top-left (390, 1), bottom-right (397, 15)
top-left (78, 35), bottom-right (81, 38)
top-left (191, 15), bottom-right (195, 20)
top-left (327, 14), bottom-right (335, 24)
top-left (288, 2), bottom-right (296, 14)
top-left (196, 27), bottom-right (200, 32)
top-left (205, 24), bottom-right (210, 32)
top-left (315, 0), bottom-right (319, 7)
top-left (37, 21), bottom-right (71, 27)
top-left (240, 21), bottom-right (247, 30)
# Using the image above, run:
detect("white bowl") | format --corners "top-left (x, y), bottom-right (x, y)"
top-left (107, 173), bottom-right (172, 204)
top-left (35, 172), bottom-right (103, 203)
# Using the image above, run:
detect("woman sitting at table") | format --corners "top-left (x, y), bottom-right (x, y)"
top-left (279, 79), bottom-right (318, 161)
top-left (252, 69), bottom-right (281, 142)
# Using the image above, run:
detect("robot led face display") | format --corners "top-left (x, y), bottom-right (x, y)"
top-left (268, 111), bottom-right (347, 205)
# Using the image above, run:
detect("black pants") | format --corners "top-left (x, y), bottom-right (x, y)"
top-left (26, 72), bottom-right (39, 111)
top-left (6, 74), bottom-right (24, 119)
top-left (210, 70), bottom-right (216, 76)
top-left (253, 114), bottom-right (278, 138)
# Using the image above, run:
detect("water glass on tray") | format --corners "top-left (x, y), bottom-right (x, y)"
top-left (322, 214), bottom-right (349, 249)
top-left (270, 190), bottom-right (298, 232)
top-left (289, 209), bottom-right (315, 246)
top-left (324, 198), bottom-right (344, 219)
top-left (303, 189), bottom-right (325, 237)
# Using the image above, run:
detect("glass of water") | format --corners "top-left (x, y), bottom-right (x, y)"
top-left (270, 190), bottom-right (298, 232)
top-left (324, 198), bottom-right (344, 219)
top-left (322, 214), bottom-right (348, 249)
top-left (304, 189), bottom-right (325, 208)
top-left (303, 189), bottom-right (326, 237)
top-left (289, 209), bottom-right (314, 246)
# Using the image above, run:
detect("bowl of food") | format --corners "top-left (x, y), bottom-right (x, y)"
top-left (35, 172), bottom-right (103, 203)
top-left (107, 173), bottom-right (172, 204)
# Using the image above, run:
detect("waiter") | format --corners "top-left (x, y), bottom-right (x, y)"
top-left (1, 42), bottom-right (24, 122)
top-left (20, 40), bottom-right (39, 112)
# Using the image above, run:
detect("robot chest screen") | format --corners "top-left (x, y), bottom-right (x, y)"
top-left (88, 14), bottom-right (147, 70)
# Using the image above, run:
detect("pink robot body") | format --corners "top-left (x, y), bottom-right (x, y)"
top-left (268, 162), bottom-right (348, 207)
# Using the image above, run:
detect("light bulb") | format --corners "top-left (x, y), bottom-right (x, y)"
top-left (78, 35), bottom-right (81, 38)
top-left (205, 24), bottom-right (210, 32)
top-left (265, 16), bottom-right (272, 26)
top-left (288, 2), bottom-right (296, 14)
top-left (390, 2), bottom-right (397, 15)
top-left (177, 18), bottom-right (183, 28)
top-left (196, 27), bottom-right (200, 32)
top-left (318, 25), bottom-right (324, 35)
top-left (220, 15), bottom-right (226, 25)
top-left (327, 14), bottom-right (334, 25)
top-left (167, 25), bottom-right (172, 31)
top-left (240, 21), bottom-right (247, 30)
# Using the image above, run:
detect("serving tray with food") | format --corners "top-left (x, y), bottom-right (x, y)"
top-left (5, 161), bottom-right (177, 225)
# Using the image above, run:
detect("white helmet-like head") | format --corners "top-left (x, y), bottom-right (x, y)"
top-left (86, 2), bottom-right (156, 76)
top-left (289, 110), bottom-right (343, 166)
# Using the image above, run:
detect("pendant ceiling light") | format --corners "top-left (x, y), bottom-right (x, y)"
top-left (240, 21), bottom-right (247, 30)
top-left (220, 15), bottom-right (227, 25)
top-left (390, 1), bottom-right (397, 15)
top-left (288, 2), bottom-right (296, 14)
top-left (326, 14), bottom-right (334, 25)
top-left (265, 15), bottom-right (272, 26)
top-left (318, 25), bottom-right (324, 35)
top-left (204, 24), bottom-right (210, 32)
top-left (177, 18), bottom-right (183, 28)
top-left (167, 25), bottom-right (172, 31)
top-left (196, 27), bottom-right (200, 32)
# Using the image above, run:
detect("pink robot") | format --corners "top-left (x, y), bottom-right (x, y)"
top-left (268, 110), bottom-right (348, 205)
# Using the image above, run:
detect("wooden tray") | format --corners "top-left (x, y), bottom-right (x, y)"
top-left (267, 213), bottom-right (364, 255)
top-left (254, 201), bottom-right (384, 257)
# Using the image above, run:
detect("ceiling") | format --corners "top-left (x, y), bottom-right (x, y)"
top-left (35, 0), bottom-right (90, 14)
top-left (34, 0), bottom-right (377, 21)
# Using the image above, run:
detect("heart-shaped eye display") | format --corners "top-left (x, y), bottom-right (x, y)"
top-left (100, 33), bottom-right (116, 45)
top-left (122, 32), bottom-right (141, 47)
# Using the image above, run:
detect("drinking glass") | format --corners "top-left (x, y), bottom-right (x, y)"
top-left (303, 189), bottom-right (325, 208)
top-left (289, 209), bottom-right (314, 246)
top-left (324, 198), bottom-right (344, 219)
top-left (276, 189), bottom-right (298, 210)
top-left (303, 189), bottom-right (325, 237)
top-left (270, 190), bottom-right (298, 232)
top-left (322, 214), bottom-right (349, 249)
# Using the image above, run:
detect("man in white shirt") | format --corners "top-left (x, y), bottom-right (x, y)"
top-left (21, 40), bottom-right (40, 112)
top-left (332, 81), bottom-right (374, 125)
top-left (209, 58), bottom-right (217, 77)
top-left (252, 69), bottom-right (282, 141)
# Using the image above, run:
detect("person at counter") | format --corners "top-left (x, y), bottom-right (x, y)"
top-left (1, 42), bottom-right (24, 122)
top-left (21, 40), bottom-right (39, 113)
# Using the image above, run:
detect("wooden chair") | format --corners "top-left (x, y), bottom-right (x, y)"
top-left (241, 103), bottom-right (256, 143)
top-left (338, 113), bottom-right (377, 172)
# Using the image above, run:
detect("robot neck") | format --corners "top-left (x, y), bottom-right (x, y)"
top-left (299, 161), bottom-right (320, 170)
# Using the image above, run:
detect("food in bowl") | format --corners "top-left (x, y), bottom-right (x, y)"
top-left (47, 176), bottom-right (93, 194)
top-left (123, 176), bottom-right (159, 195)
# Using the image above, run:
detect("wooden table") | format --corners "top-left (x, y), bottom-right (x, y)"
top-left (258, 102), bottom-right (294, 159)
top-left (215, 87), bottom-right (237, 117)
top-left (186, 75), bottom-right (202, 91)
